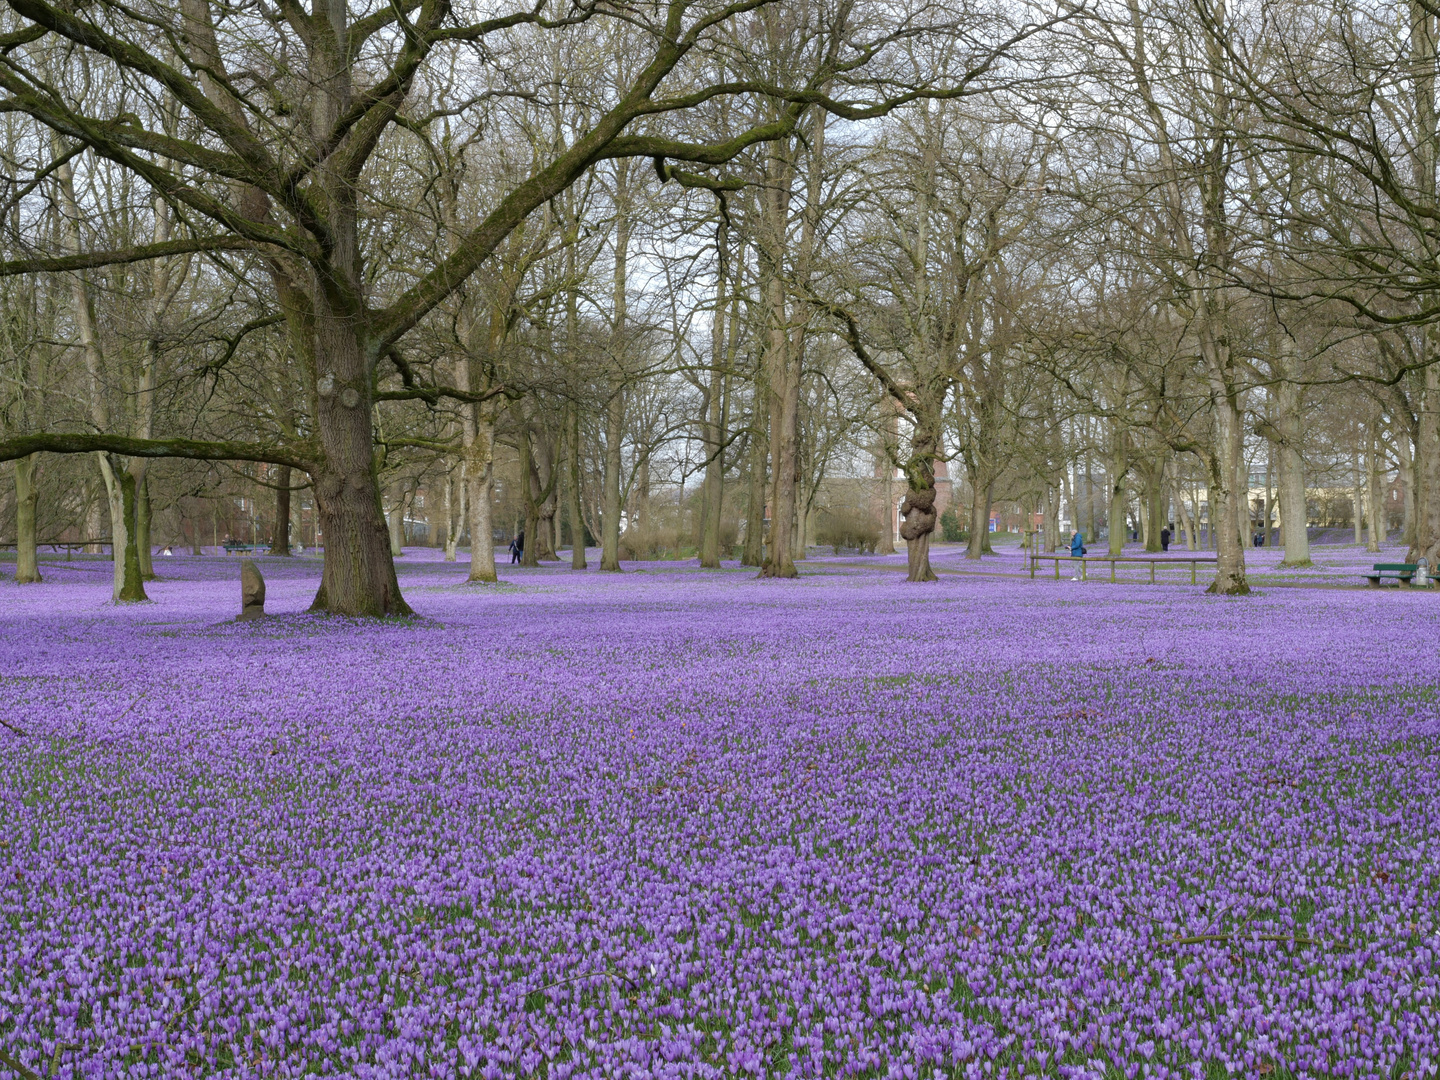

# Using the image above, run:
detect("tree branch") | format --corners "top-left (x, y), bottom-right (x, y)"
top-left (0, 433), bottom-right (315, 470)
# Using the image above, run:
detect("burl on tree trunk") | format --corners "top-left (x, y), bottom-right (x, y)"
top-left (900, 487), bottom-right (938, 583)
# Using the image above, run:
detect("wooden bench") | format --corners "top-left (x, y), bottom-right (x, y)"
top-left (1365, 563), bottom-right (1427, 588)
top-left (1029, 553), bottom-right (1218, 584)
top-left (223, 542), bottom-right (268, 555)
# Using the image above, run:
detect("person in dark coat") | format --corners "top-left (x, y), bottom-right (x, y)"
top-left (1160, 525), bottom-right (1171, 552)
top-left (1070, 531), bottom-right (1086, 558)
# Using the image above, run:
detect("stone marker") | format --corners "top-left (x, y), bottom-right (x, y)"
top-left (238, 559), bottom-right (266, 621)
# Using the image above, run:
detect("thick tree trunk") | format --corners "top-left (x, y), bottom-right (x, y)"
top-left (1271, 373), bottom-right (1311, 566)
top-left (533, 429), bottom-right (559, 562)
top-left (135, 472), bottom-right (155, 579)
top-left (271, 465), bottom-right (293, 555)
top-left (1410, 361), bottom-right (1440, 566)
top-left (116, 466), bottom-right (147, 603)
top-left (1276, 441), bottom-right (1310, 565)
top-left (308, 319), bottom-right (410, 615)
top-left (1205, 395), bottom-right (1250, 595)
top-left (1144, 463), bottom-right (1164, 552)
top-left (1108, 461), bottom-right (1128, 556)
top-left (14, 454), bottom-right (40, 583)
top-left (96, 453), bottom-right (146, 602)
top-left (966, 476), bottom-right (993, 559)
top-left (901, 486), bottom-right (939, 582)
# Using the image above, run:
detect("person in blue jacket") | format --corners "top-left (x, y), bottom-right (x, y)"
top-left (1070, 530), bottom-right (1087, 558)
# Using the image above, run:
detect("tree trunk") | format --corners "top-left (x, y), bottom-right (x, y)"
top-left (1169, 460), bottom-right (1197, 551)
top-left (1410, 360), bottom-right (1440, 566)
top-left (601, 389), bottom-right (624, 571)
top-left (14, 454), bottom-right (40, 583)
top-left (699, 377), bottom-right (726, 568)
top-left (1205, 394), bottom-right (1250, 595)
top-left (1398, 429), bottom-right (1416, 550)
top-left (465, 419), bottom-right (497, 583)
top-left (443, 464), bottom-right (463, 562)
top-left (760, 320), bottom-right (800, 579)
top-left (1272, 372), bottom-right (1311, 566)
top-left (743, 393), bottom-right (767, 566)
top-left (1108, 454), bottom-right (1128, 556)
top-left (966, 476), bottom-right (993, 559)
top-left (1352, 445), bottom-right (1364, 545)
top-left (758, 143), bottom-right (799, 581)
top-left (387, 490), bottom-right (405, 557)
top-left (568, 406), bottom-right (588, 569)
top-left (601, 161), bottom-right (632, 572)
top-left (900, 432), bottom-right (940, 582)
top-left (115, 465), bottom-right (147, 603)
top-left (698, 259), bottom-right (728, 569)
top-left (308, 317), bottom-right (410, 615)
top-left (533, 428), bottom-right (559, 561)
top-left (1367, 434), bottom-right (1384, 552)
top-left (133, 471), bottom-right (155, 579)
top-left (271, 465), bottom-right (293, 555)
top-left (520, 428), bottom-right (542, 568)
top-left (1144, 463), bottom-right (1164, 552)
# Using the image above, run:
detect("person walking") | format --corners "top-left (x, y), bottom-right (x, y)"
top-left (508, 533), bottom-right (522, 565)
top-left (1069, 530), bottom-right (1087, 581)
top-left (1160, 525), bottom-right (1171, 552)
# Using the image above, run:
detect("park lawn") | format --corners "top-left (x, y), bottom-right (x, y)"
top-left (1, 557), bottom-right (1438, 1079)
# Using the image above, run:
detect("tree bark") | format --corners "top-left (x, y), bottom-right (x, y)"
top-left (135, 474), bottom-right (154, 578)
top-left (271, 465), bottom-right (293, 555)
top-left (568, 406), bottom-right (588, 569)
top-left (116, 466), bottom-right (146, 603)
top-left (743, 390), bottom-right (767, 566)
top-left (601, 390), bottom-right (624, 571)
top-left (14, 454), bottom-right (40, 583)
top-left (601, 163), bottom-right (632, 573)
top-left (465, 419), bottom-right (497, 583)
top-left (966, 474), bottom-right (993, 558)
top-left (1108, 442), bottom-right (1128, 555)
top-left (758, 143), bottom-right (800, 580)
top-left (443, 464), bottom-right (463, 562)
top-left (899, 428), bottom-right (940, 582)
top-left (1204, 392), bottom-right (1250, 595)
top-left (1367, 433), bottom-right (1384, 551)
top-left (1143, 462), bottom-right (1165, 552)
top-left (1352, 444), bottom-right (1364, 545)
top-left (699, 228), bottom-right (729, 569)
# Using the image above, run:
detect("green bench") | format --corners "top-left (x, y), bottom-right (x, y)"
top-left (1365, 563), bottom-right (1428, 588)
top-left (223, 542), bottom-right (268, 555)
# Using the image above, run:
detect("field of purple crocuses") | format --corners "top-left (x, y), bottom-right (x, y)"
top-left (2, 551), bottom-right (1438, 1079)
